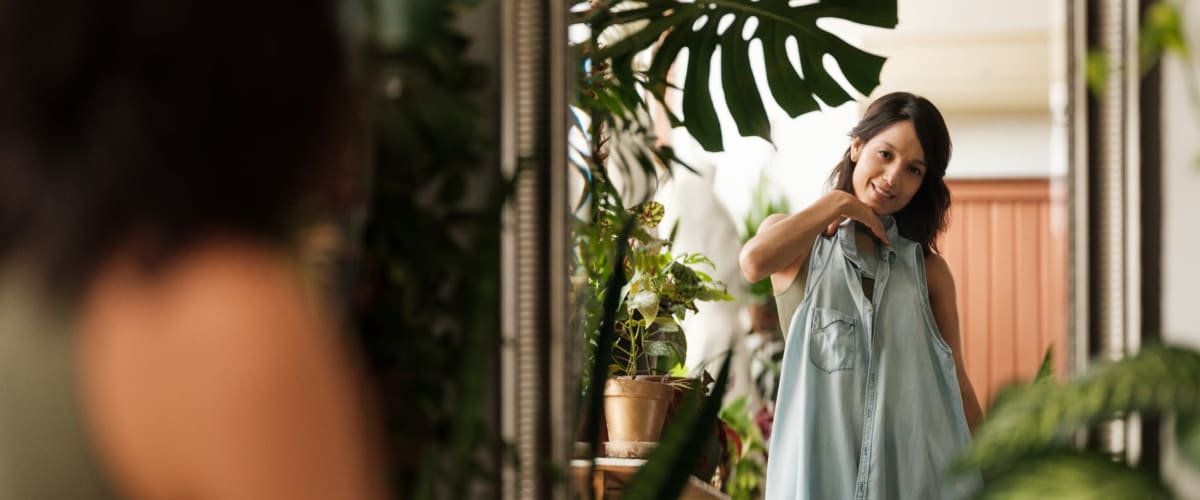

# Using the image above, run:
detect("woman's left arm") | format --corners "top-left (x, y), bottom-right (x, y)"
top-left (924, 253), bottom-right (983, 434)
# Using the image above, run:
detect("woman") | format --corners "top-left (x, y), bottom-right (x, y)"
top-left (740, 92), bottom-right (983, 499)
top-left (0, 1), bottom-right (386, 498)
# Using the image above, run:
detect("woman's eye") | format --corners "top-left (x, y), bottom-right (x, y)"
top-left (908, 166), bottom-right (923, 176)
top-left (878, 150), bottom-right (892, 159)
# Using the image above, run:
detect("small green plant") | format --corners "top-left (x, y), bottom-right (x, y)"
top-left (615, 201), bottom-right (734, 376)
top-left (740, 173), bottom-right (791, 304)
top-left (576, 194), bottom-right (733, 381)
top-left (719, 397), bottom-right (770, 500)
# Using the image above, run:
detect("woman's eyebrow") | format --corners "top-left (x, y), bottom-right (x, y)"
top-left (879, 140), bottom-right (926, 166)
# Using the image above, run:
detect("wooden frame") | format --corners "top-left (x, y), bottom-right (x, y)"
top-left (494, 0), bottom-right (1155, 494)
top-left (499, 0), bottom-right (571, 498)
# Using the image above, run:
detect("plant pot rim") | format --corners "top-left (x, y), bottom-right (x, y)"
top-left (604, 377), bottom-right (675, 399)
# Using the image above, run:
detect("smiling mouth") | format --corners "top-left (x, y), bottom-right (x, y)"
top-left (871, 182), bottom-right (896, 201)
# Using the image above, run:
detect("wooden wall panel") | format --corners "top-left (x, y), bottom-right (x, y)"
top-left (1014, 203), bottom-right (1043, 376)
top-left (941, 179), bottom-right (1067, 412)
top-left (962, 203), bottom-right (993, 407)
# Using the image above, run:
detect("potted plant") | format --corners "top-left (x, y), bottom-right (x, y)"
top-left (741, 173), bottom-right (790, 336)
top-left (576, 193), bottom-right (733, 457)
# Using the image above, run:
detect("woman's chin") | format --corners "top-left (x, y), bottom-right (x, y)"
top-left (857, 193), bottom-right (895, 216)
top-left (863, 201), bottom-right (894, 216)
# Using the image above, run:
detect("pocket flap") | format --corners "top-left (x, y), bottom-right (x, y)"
top-left (812, 308), bottom-right (855, 330)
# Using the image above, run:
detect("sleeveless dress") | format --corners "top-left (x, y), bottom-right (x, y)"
top-left (764, 216), bottom-right (981, 500)
top-left (0, 266), bottom-right (117, 499)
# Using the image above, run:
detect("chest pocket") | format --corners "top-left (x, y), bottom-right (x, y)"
top-left (809, 308), bottom-right (857, 373)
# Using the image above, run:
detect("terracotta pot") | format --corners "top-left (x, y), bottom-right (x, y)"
top-left (603, 377), bottom-right (674, 443)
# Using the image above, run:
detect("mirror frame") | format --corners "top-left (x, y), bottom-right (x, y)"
top-left (497, 0), bottom-right (1154, 495)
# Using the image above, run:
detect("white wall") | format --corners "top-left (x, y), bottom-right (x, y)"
top-left (1160, 2), bottom-right (1200, 496)
top-left (1161, 5), bottom-right (1200, 351)
top-left (891, 0), bottom-right (1049, 33)
top-left (944, 112), bottom-right (1053, 178)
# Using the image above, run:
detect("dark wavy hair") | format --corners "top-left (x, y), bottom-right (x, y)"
top-left (0, 0), bottom-right (352, 292)
top-left (827, 92), bottom-right (952, 255)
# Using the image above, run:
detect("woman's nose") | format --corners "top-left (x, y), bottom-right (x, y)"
top-left (881, 164), bottom-right (900, 185)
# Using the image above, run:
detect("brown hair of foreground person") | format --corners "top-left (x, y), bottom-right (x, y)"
top-left (0, 0), bottom-right (387, 498)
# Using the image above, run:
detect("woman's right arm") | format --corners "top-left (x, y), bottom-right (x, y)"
top-left (739, 190), bottom-right (889, 286)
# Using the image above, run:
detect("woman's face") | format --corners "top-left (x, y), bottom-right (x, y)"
top-left (849, 120), bottom-right (927, 216)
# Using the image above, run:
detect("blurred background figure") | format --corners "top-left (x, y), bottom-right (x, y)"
top-left (654, 158), bottom-right (757, 408)
top-left (0, 1), bottom-right (386, 498)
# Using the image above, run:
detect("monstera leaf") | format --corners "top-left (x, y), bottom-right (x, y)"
top-left (584, 0), bottom-right (897, 152)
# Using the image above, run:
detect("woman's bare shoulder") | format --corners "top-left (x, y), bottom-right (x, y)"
top-left (923, 252), bottom-right (956, 297)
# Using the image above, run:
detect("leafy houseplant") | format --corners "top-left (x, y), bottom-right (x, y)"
top-left (614, 201), bottom-right (734, 378)
top-left (742, 175), bottom-right (791, 303)
top-left (719, 396), bottom-right (771, 500)
top-left (955, 345), bottom-right (1200, 498)
top-left (575, 190), bottom-right (734, 450)
top-left (741, 174), bottom-right (790, 331)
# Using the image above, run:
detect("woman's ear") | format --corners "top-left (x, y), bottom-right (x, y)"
top-left (850, 136), bottom-right (863, 162)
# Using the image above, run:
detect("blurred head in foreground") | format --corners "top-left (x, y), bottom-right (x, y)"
top-left (0, 0), bottom-right (352, 292)
top-left (0, 2), bottom-right (386, 499)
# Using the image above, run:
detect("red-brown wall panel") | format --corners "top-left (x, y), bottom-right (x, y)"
top-left (942, 179), bottom-right (1067, 412)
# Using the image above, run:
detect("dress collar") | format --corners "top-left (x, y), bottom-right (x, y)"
top-left (837, 215), bottom-right (899, 264)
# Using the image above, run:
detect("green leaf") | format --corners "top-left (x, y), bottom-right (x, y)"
top-left (670, 362), bottom-right (689, 378)
top-left (636, 200), bottom-right (666, 228)
top-left (1139, 1), bottom-right (1186, 75)
top-left (696, 287), bottom-right (735, 302)
top-left (975, 451), bottom-right (1171, 500)
top-left (652, 316), bottom-right (681, 331)
top-left (680, 18), bottom-right (723, 151)
top-left (669, 261), bottom-right (701, 288)
top-left (720, 19), bottom-right (771, 141)
top-left (1086, 50), bottom-right (1107, 95)
top-left (595, 8), bottom-right (686, 63)
top-left (585, 217), bottom-right (638, 467)
top-left (371, 0), bottom-right (438, 50)
top-left (1178, 413), bottom-right (1200, 468)
top-left (681, 253), bottom-right (716, 269)
top-left (644, 338), bottom-right (674, 357)
top-left (620, 352), bottom-right (732, 499)
top-left (663, 325), bottom-right (687, 366)
top-left (628, 289), bottom-right (660, 321)
top-left (748, 278), bottom-right (773, 301)
top-left (1035, 344), bottom-right (1055, 383)
top-left (957, 344), bottom-right (1200, 473)
top-left (589, 0), bottom-right (897, 152)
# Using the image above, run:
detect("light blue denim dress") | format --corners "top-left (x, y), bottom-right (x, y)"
top-left (764, 217), bottom-right (981, 500)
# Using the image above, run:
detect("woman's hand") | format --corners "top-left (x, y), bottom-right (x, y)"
top-left (741, 190), bottom-right (887, 285)
top-left (821, 191), bottom-right (891, 245)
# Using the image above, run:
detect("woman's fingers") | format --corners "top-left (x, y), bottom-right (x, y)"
top-left (825, 217), bottom-right (844, 237)
top-left (864, 217), bottom-right (891, 245)
top-left (864, 211), bottom-right (892, 244)
top-left (845, 202), bottom-right (891, 245)
top-left (827, 197), bottom-right (892, 245)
